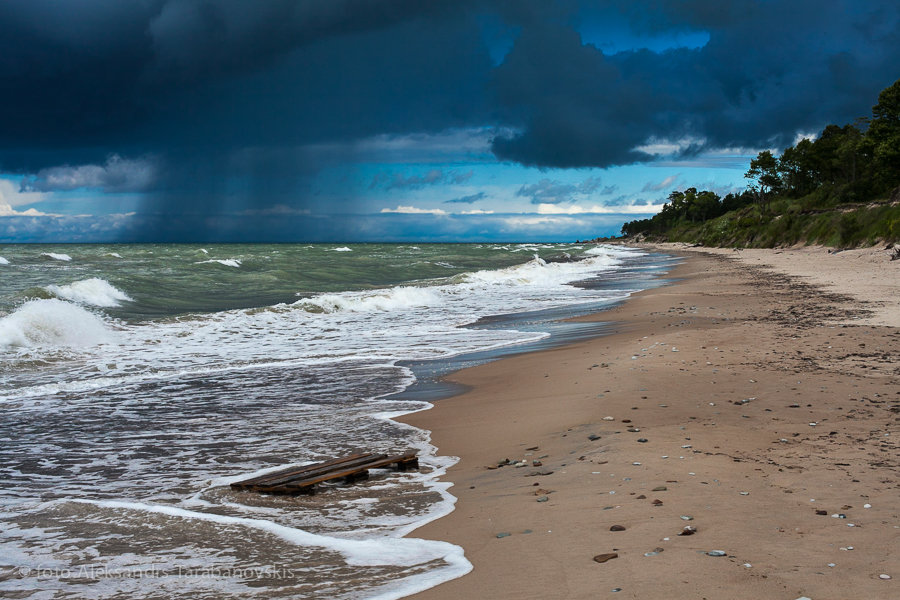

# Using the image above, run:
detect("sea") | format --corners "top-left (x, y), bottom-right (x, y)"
top-left (0, 242), bottom-right (676, 599)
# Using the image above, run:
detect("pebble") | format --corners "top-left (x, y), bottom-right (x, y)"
top-left (536, 496), bottom-right (549, 502)
top-left (879, 574), bottom-right (891, 580)
top-left (743, 563), bottom-right (752, 568)
top-left (652, 486), bottom-right (667, 491)
top-left (864, 503), bottom-right (872, 509)
top-left (611, 588), bottom-right (622, 592)
top-left (588, 434), bottom-right (602, 441)
top-left (610, 525), bottom-right (626, 531)
top-left (678, 526), bottom-right (697, 536)
top-left (681, 444), bottom-right (692, 448)
top-left (627, 428), bottom-right (640, 432)
top-left (680, 515), bottom-right (693, 521)
top-left (593, 552), bottom-right (618, 563)
top-left (828, 563), bottom-right (836, 567)
top-left (496, 532), bottom-right (511, 538)
top-left (740, 491), bottom-right (750, 496)
top-left (707, 550), bottom-right (727, 557)
top-left (652, 499), bottom-right (663, 506)
top-left (603, 416), bottom-right (615, 421)
top-left (632, 462), bottom-right (642, 465)
top-left (637, 438), bottom-right (649, 443)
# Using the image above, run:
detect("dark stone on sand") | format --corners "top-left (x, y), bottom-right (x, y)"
top-left (816, 509), bottom-right (828, 515)
top-left (610, 525), bottom-right (626, 531)
top-left (652, 486), bottom-right (667, 491)
top-left (651, 499), bottom-right (663, 506)
top-left (536, 496), bottom-right (549, 502)
top-left (496, 532), bottom-right (511, 538)
top-left (593, 552), bottom-right (619, 563)
top-left (678, 526), bottom-right (697, 536)
top-left (588, 434), bottom-right (602, 441)
top-left (636, 494), bottom-right (647, 499)
top-left (637, 438), bottom-right (648, 443)
top-left (627, 428), bottom-right (640, 432)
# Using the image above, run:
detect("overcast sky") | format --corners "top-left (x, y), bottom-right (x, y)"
top-left (1, 0), bottom-right (898, 242)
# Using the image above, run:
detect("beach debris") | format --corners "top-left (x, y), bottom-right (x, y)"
top-left (678, 526), bottom-right (697, 536)
top-left (588, 434), bottom-right (602, 441)
top-left (610, 525), bottom-right (626, 531)
top-left (652, 486), bottom-right (667, 491)
top-left (593, 553), bottom-right (619, 563)
top-left (496, 532), bottom-right (511, 538)
top-left (706, 550), bottom-right (727, 557)
top-left (536, 496), bottom-right (549, 502)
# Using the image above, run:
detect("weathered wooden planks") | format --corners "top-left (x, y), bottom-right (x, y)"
top-left (230, 450), bottom-right (419, 495)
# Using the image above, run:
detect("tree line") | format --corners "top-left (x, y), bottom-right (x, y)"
top-left (622, 78), bottom-right (900, 239)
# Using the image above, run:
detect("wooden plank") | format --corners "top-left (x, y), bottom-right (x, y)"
top-left (269, 451), bottom-right (419, 493)
top-left (231, 453), bottom-right (378, 489)
top-left (240, 454), bottom-right (387, 491)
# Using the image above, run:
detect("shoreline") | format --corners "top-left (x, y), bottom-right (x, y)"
top-left (398, 246), bottom-right (898, 599)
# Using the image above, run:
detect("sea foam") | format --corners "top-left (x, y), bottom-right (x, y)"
top-left (45, 278), bottom-right (133, 307)
top-left (0, 299), bottom-right (115, 348)
top-left (41, 252), bottom-right (72, 261)
top-left (296, 286), bottom-right (440, 313)
top-left (0, 257), bottom-right (8, 265)
top-left (196, 258), bottom-right (242, 267)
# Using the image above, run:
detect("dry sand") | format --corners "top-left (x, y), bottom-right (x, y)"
top-left (400, 246), bottom-right (898, 600)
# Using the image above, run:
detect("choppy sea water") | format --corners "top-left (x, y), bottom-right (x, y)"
top-left (0, 243), bottom-right (675, 599)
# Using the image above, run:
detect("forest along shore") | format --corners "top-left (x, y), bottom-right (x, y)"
top-left (400, 247), bottom-right (898, 600)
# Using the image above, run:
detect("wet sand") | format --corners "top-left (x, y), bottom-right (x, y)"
top-left (400, 246), bottom-right (898, 599)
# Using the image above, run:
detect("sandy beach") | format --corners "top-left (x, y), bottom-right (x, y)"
top-left (400, 245), bottom-right (898, 599)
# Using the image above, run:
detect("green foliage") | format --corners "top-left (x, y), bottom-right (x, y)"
top-left (621, 78), bottom-right (900, 249)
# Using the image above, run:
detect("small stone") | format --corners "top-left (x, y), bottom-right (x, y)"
top-left (879, 574), bottom-right (891, 580)
top-left (637, 438), bottom-right (648, 443)
top-left (678, 526), bottom-right (697, 536)
top-left (815, 509), bottom-right (828, 515)
top-left (627, 428), bottom-right (640, 432)
top-left (651, 499), bottom-right (663, 506)
top-left (603, 416), bottom-right (615, 421)
top-left (743, 563), bottom-right (752, 568)
top-left (864, 503), bottom-right (872, 509)
top-left (632, 462), bottom-right (642, 465)
top-left (593, 552), bottom-right (618, 563)
top-left (739, 491), bottom-right (750, 496)
top-left (611, 588), bottom-right (622, 592)
top-left (536, 496), bottom-right (549, 502)
top-left (532, 460), bottom-right (543, 467)
top-left (588, 434), bottom-right (602, 441)
top-left (652, 486), bottom-right (667, 491)
top-left (680, 515), bottom-right (693, 521)
top-left (496, 532), bottom-right (511, 538)
top-left (636, 494), bottom-right (647, 499)
top-left (707, 550), bottom-right (727, 557)
top-left (610, 525), bottom-right (626, 531)
top-left (828, 563), bottom-right (836, 567)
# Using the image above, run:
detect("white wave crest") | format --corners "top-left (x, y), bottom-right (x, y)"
top-left (0, 257), bottom-right (8, 265)
top-left (0, 299), bottom-right (115, 348)
top-left (45, 278), bottom-right (133, 307)
top-left (296, 286), bottom-right (440, 313)
top-left (41, 252), bottom-right (72, 261)
top-left (330, 246), bottom-right (353, 252)
top-left (196, 258), bottom-right (242, 267)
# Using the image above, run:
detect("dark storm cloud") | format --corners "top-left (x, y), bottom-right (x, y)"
top-left (444, 192), bottom-right (488, 204)
top-left (0, 0), bottom-right (898, 239)
top-left (516, 176), bottom-right (607, 204)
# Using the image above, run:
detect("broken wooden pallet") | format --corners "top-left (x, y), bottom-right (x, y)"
top-left (230, 450), bottom-right (419, 495)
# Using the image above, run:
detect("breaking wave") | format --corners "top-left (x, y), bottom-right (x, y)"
top-left (45, 278), bottom-right (133, 307)
top-left (0, 299), bottom-right (115, 348)
top-left (295, 286), bottom-right (441, 313)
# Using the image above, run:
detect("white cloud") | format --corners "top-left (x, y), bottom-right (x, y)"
top-left (380, 205), bottom-right (448, 215)
top-left (641, 174), bottom-right (680, 192)
top-left (535, 203), bottom-right (666, 215)
top-left (459, 209), bottom-right (494, 214)
top-left (23, 154), bottom-right (158, 193)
